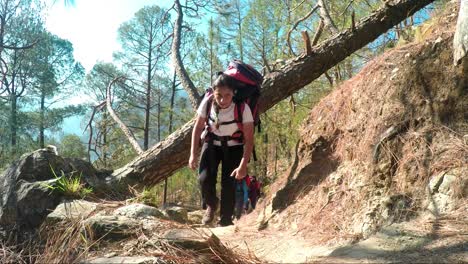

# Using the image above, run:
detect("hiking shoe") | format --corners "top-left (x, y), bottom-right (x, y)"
top-left (202, 202), bottom-right (218, 225)
top-left (218, 218), bottom-right (234, 227)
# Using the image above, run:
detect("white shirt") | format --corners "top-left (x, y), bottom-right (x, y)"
top-left (197, 96), bottom-right (254, 146)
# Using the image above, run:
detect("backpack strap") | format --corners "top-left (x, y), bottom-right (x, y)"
top-left (234, 102), bottom-right (257, 161)
top-left (234, 102), bottom-right (244, 132)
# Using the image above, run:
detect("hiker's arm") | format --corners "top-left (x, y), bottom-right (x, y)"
top-left (189, 115), bottom-right (206, 170)
top-left (231, 122), bottom-right (254, 179)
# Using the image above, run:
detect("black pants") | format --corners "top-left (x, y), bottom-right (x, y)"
top-left (199, 142), bottom-right (244, 223)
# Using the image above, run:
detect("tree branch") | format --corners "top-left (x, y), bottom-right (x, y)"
top-left (287, 4), bottom-right (319, 56)
top-left (311, 19), bottom-right (325, 46)
top-left (106, 77), bottom-right (143, 154)
top-left (318, 0), bottom-right (339, 35)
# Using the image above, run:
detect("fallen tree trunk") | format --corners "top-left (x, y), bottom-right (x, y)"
top-left (111, 0), bottom-right (435, 187)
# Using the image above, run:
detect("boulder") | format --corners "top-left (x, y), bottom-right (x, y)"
top-left (0, 148), bottom-right (108, 231)
top-left (65, 158), bottom-right (110, 190)
top-left (47, 200), bottom-right (98, 223)
top-left (162, 206), bottom-right (188, 223)
top-left (84, 256), bottom-right (162, 264)
top-left (162, 229), bottom-right (209, 251)
top-left (0, 148), bottom-right (70, 229)
top-left (83, 214), bottom-right (140, 240)
top-left (114, 203), bottom-right (165, 219)
top-left (188, 210), bottom-right (204, 224)
top-left (427, 167), bottom-right (467, 214)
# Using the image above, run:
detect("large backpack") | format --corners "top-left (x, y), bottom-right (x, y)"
top-left (203, 60), bottom-right (263, 158)
top-left (224, 59), bottom-right (263, 131)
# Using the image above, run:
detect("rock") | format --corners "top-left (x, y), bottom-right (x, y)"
top-left (13, 179), bottom-right (62, 229)
top-left (188, 210), bottom-right (204, 224)
top-left (163, 206), bottom-right (188, 223)
top-left (162, 229), bottom-right (209, 251)
top-left (429, 172), bottom-right (445, 194)
top-left (0, 148), bottom-right (102, 231)
top-left (426, 167), bottom-right (467, 214)
top-left (84, 256), bottom-right (163, 264)
top-left (438, 174), bottom-right (457, 195)
top-left (83, 215), bottom-right (140, 240)
top-left (47, 200), bottom-right (98, 222)
top-left (65, 158), bottom-right (109, 190)
top-left (114, 203), bottom-right (165, 219)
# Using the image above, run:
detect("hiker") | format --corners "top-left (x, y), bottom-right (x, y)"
top-left (247, 175), bottom-right (261, 210)
top-left (189, 60), bottom-right (263, 226)
top-left (234, 177), bottom-right (249, 219)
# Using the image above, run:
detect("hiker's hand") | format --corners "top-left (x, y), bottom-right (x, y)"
top-left (231, 165), bottom-right (247, 180)
top-left (188, 154), bottom-right (197, 170)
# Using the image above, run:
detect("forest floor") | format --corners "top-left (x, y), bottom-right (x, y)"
top-left (205, 207), bottom-right (467, 263)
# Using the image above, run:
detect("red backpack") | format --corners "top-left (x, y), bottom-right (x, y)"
top-left (203, 60), bottom-right (263, 158)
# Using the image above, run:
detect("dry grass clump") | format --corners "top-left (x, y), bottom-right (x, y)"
top-left (429, 126), bottom-right (468, 176)
top-left (36, 220), bottom-right (95, 263)
top-left (113, 227), bottom-right (263, 264)
top-left (205, 233), bottom-right (262, 264)
top-left (0, 241), bottom-right (31, 264)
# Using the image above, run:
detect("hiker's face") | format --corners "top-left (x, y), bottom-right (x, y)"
top-left (214, 86), bottom-right (234, 109)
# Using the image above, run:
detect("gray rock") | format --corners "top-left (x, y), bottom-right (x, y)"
top-left (13, 179), bottom-right (62, 229)
top-left (438, 174), bottom-right (457, 195)
top-left (83, 215), bottom-right (140, 240)
top-left (65, 158), bottom-right (110, 190)
top-left (429, 171), bottom-right (445, 194)
top-left (162, 229), bottom-right (209, 251)
top-left (0, 148), bottom-right (67, 228)
top-left (47, 200), bottom-right (98, 222)
top-left (162, 206), bottom-right (188, 223)
top-left (426, 167), bottom-right (467, 214)
top-left (84, 256), bottom-right (163, 264)
top-left (0, 148), bottom-right (101, 230)
top-left (188, 210), bottom-right (204, 224)
top-left (114, 204), bottom-right (165, 219)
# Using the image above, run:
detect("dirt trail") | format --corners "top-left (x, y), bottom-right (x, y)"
top-left (206, 210), bottom-right (467, 263)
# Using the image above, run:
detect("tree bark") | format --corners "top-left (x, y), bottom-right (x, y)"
top-left (10, 91), bottom-right (17, 156)
top-left (111, 0), bottom-right (435, 188)
top-left (144, 47), bottom-right (152, 151)
top-left (318, 0), bottom-right (339, 35)
top-left (171, 0), bottom-right (201, 109)
top-left (106, 77), bottom-right (144, 155)
top-left (39, 90), bottom-right (45, 148)
top-left (453, 0), bottom-right (467, 65)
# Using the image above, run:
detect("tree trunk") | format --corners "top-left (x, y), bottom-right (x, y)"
top-left (171, 0), bottom-right (201, 109)
top-left (106, 78), bottom-right (143, 155)
top-left (102, 111), bottom-right (108, 167)
top-left (10, 92), bottom-right (17, 156)
top-left (164, 71), bottom-right (177, 206)
top-left (39, 91), bottom-right (45, 148)
top-left (110, 0), bottom-right (435, 188)
top-left (157, 89), bottom-right (161, 142)
top-left (453, 0), bottom-right (467, 65)
top-left (318, 0), bottom-right (339, 35)
top-left (144, 53), bottom-right (152, 151)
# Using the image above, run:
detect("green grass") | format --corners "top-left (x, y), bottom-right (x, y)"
top-left (43, 165), bottom-right (93, 199)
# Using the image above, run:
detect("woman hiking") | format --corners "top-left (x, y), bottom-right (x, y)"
top-left (188, 72), bottom-right (255, 227)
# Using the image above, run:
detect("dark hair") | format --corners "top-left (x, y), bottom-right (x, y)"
top-left (212, 72), bottom-right (246, 92)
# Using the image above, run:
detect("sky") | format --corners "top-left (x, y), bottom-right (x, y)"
top-left (45, 0), bottom-right (172, 72)
top-left (44, 0), bottom-right (173, 138)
